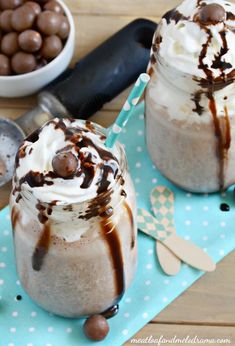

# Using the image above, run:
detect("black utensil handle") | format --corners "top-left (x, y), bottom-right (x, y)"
top-left (45, 18), bottom-right (157, 118)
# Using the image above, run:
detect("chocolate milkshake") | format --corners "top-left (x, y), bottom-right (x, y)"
top-left (146, 0), bottom-right (235, 192)
top-left (10, 118), bottom-right (137, 318)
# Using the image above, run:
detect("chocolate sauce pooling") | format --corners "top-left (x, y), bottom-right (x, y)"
top-left (220, 203), bottom-right (230, 211)
top-left (101, 304), bottom-right (119, 319)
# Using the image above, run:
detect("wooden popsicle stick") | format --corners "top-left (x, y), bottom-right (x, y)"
top-left (138, 208), bottom-right (216, 272)
top-left (163, 234), bottom-right (216, 272)
top-left (151, 186), bottom-right (181, 275)
top-left (156, 241), bottom-right (181, 276)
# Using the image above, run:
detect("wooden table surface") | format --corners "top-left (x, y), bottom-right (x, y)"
top-left (0, 1), bottom-right (235, 344)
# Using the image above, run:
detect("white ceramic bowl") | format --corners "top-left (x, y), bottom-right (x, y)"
top-left (0, 0), bottom-right (75, 98)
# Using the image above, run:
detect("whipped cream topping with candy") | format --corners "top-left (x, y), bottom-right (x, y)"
top-left (148, 0), bottom-right (235, 123)
top-left (13, 118), bottom-right (121, 205)
top-left (156, 0), bottom-right (235, 79)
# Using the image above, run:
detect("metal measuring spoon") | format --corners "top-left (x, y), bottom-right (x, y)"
top-left (0, 100), bottom-right (61, 187)
top-left (0, 118), bottom-right (25, 187)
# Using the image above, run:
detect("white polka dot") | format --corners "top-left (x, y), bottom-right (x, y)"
top-left (203, 221), bottom-right (208, 227)
top-left (163, 297), bottom-right (168, 302)
top-left (203, 235), bottom-right (208, 241)
top-left (181, 281), bottom-right (188, 287)
top-left (6, 213), bottom-right (10, 220)
top-left (203, 248), bottom-right (208, 252)
top-left (135, 162), bottom-right (141, 168)
top-left (144, 296), bottom-right (150, 301)
top-left (203, 206), bottom-right (209, 211)
top-left (124, 312), bottom-right (130, 318)
top-left (185, 205), bottom-right (192, 211)
top-left (185, 220), bottom-right (191, 226)
top-left (136, 146), bottom-right (143, 152)
top-left (3, 230), bottom-right (9, 236)
top-left (31, 311), bottom-right (37, 317)
top-left (122, 128), bottom-right (127, 134)
top-left (219, 249), bottom-right (225, 256)
top-left (134, 178), bottom-right (140, 184)
top-left (152, 164), bottom-right (156, 169)
top-left (66, 327), bottom-right (72, 333)
top-left (122, 329), bottom-right (129, 335)
top-left (8, 343), bottom-right (14, 346)
top-left (186, 193), bottom-right (192, 197)
top-left (145, 280), bottom-right (151, 286)
top-left (12, 311), bottom-right (18, 317)
top-left (46, 344), bottom-right (52, 346)
top-left (139, 114), bottom-right (144, 120)
top-left (137, 130), bottom-right (143, 136)
top-left (0, 279), bottom-right (4, 285)
top-left (0, 262), bottom-right (6, 268)
top-left (112, 123), bottom-right (122, 134)
top-left (142, 312), bottom-right (148, 319)
top-left (123, 101), bottom-right (131, 111)
top-left (220, 221), bottom-right (226, 227)
top-left (10, 327), bottom-right (16, 333)
top-left (220, 234), bottom-right (225, 239)
top-left (16, 280), bottom-right (20, 285)
top-left (27, 343), bottom-right (33, 346)
top-left (146, 263), bottom-right (152, 270)
top-left (164, 279), bottom-right (170, 285)
top-left (147, 249), bottom-right (153, 255)
top-left (184, 235), bottom-right (190, 240)
top-left (125, 297), bottom-right (132, 303)
top-left (47, 327), bottom-right (54, 332)
top-left (1, 247), bottom-right (7, 252)
top-left (152, 178), bottom-right (158, 184)
top-left (28, 327), bottom-right (35, 332)
top-left (132, 97), bottom-right (140, 106)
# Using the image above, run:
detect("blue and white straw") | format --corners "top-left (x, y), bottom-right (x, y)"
top-left (105, 73), bottom-right (150, 148)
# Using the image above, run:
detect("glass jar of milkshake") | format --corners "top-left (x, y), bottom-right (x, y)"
top-left (10, 118), bottom-right (137, 318)
top-left (145, 0), bottom-right (235, 192)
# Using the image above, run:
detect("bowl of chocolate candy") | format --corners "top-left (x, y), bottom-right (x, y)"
top-left (0, 0), bottom-right (75, 97)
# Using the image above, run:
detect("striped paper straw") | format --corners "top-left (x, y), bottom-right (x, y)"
top-left (105, 73), bottom-right (150, 148)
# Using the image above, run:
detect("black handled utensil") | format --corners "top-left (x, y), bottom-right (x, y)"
top-left (0, 18), bottom-right (157, 187)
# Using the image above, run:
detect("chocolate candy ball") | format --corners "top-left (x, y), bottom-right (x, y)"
top-left (0, 10), bottom-right (13, 32)
top-left (83, 315), bottom-right (109, 341)
top-left (1, 31), bottom-right (19, 56)
top-left (41, 34), bottom-right (62, 59)
top-left (11, 5), bottom-right (36, 31)
top-left (0, 0), bottom-right (23, 10)
top-left (199, 4), bottom-right (226, 24)
top-left (19, 30), bottom-right (42, 52)
top-left (24, 1), bottom-right (41, 16)
top-left (44, 1), bottom-right (64, 14)
top-left (0, 53), bottom-right (10, 75)
top-left (58, 16), bottom-right (69, 40)
top-left (11, 51), bottom-right (36, 74)
top-left (52, 152), bottom-right (78, 178)
top-left (37, 10), bottom-right (62, 35)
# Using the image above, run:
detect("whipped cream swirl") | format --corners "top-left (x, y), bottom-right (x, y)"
top-left (13, 118), bottom-right (121, 204)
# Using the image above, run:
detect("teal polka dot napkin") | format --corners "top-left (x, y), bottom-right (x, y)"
top-left (1, 102), bottom-right (235, 346)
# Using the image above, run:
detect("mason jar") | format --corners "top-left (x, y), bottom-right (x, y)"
top-left (10, 119), bottom-right (137, 318)
top-left (145, 1), bottom-right (235, 193)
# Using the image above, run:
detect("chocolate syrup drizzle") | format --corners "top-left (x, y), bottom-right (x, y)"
top-left (196, 17), bottom-right (232, 189)
top-left (100, 217), bottom-right (125, 301)
top-left (123, 201), bottom-right (135, 249)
